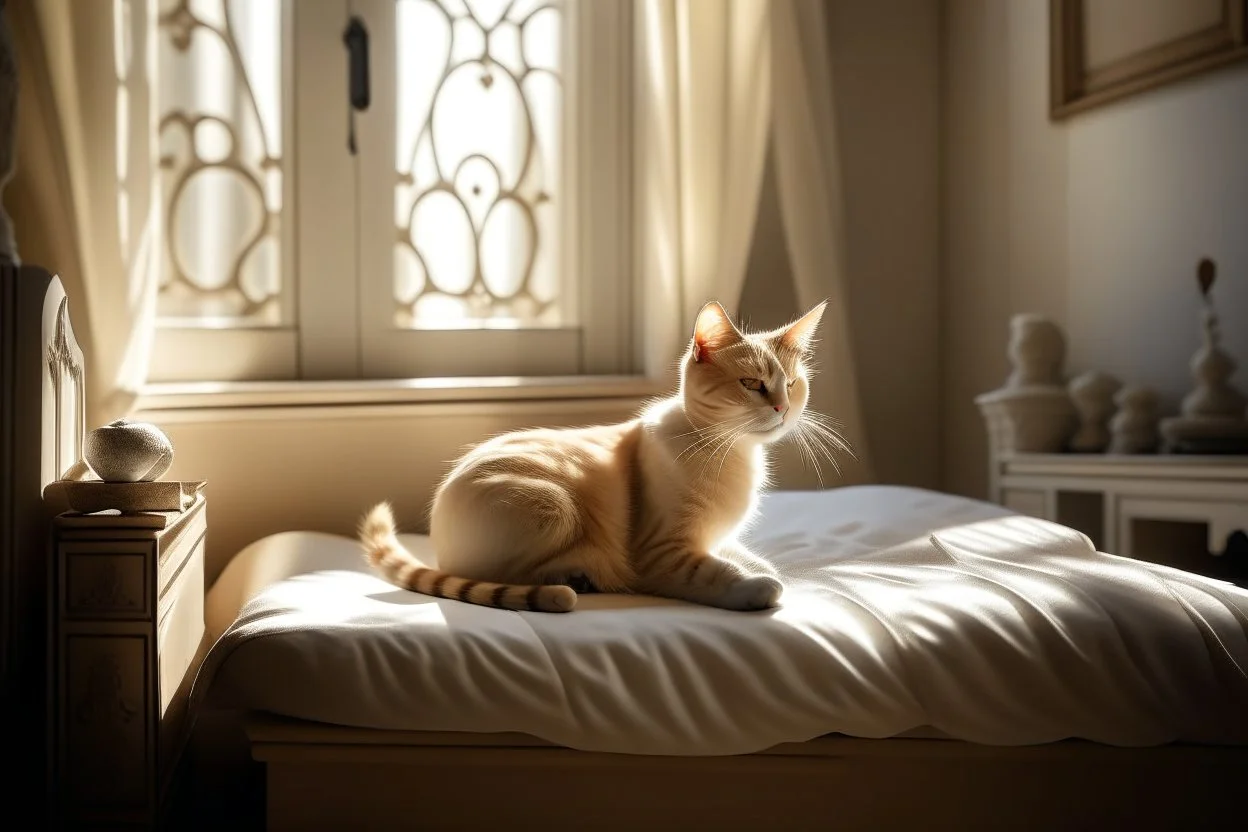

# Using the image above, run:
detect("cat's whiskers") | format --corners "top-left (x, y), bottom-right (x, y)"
top-left (712, 420), bottom-right (761, 484)
top-left (699, 417), bottom-right (763, 483)
top-left (673, 414), bottom-right (757, 464)
top-left (802, 410), bottom-right (854, 453)
top-left (792, 428), bottom-right (826, 487)
top-left (670, 413), bottom-right (751, 442)
top-left (791, 412), bottom-right (852, 476)
top-left (673, 426), bottom-right (734, 464)
top-left (806, 418), bottom-right (855, 461)
top-left (679, 423), bottom-right (745, 469)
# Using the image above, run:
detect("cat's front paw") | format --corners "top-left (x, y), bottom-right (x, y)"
top-left (720, 576), bottom-right (784, 611)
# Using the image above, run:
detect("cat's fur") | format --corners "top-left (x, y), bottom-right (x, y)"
top-left (359, 300), bottom-right (846, 613)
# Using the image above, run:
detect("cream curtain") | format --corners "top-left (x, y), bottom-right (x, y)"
top-left (637, 0), bottom-right (873, 482)
top-left (770, 0), bottom-right (873, 483)
top-left (636, 0), bottom-right (772, 384)
top-left (10, 0), bottom-right (159, 429)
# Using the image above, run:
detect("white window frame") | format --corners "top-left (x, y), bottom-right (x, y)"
top-left (148, 0), bottom-right (636, 384)
top-left (148, 0), bottom-right (303, 383)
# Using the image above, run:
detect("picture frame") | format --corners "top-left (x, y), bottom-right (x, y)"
top-left (1050, 0), bottom-right (1248, 119)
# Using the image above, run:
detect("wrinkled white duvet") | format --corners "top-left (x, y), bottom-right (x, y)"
top-left (196, 485), bottom-right (1248, 755)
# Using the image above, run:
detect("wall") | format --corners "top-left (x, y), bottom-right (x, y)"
top-left (942, 0), bottom-right (1248, 499)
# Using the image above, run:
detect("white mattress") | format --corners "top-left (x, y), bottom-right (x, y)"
top-left (195, 485), bottom-right (1248, 756)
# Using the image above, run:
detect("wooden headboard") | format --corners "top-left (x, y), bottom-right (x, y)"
top-left (41, 279), bottom-right (87, 489)
top-left (0, 264), bottom-right (87, 804)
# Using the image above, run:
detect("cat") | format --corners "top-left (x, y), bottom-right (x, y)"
top-left (358, 300), bottom-right (848, 613)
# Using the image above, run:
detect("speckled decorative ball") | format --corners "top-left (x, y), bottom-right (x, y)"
top-left (83, 419), bottom-right (175, 483)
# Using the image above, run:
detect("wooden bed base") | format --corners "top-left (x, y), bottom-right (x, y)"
top-left (245, 714), bottom-right (1246, 831)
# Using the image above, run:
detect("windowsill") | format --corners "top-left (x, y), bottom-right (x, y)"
top-left (136, 375), bottom-right (668, 412)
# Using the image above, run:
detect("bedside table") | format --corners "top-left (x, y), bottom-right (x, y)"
top-left (49, 493), bottom-right (208, 829)
top-left (989, 454), bottom-right (1248, 580)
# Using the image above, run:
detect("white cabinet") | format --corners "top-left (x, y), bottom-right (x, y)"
top-left (990, 454), bottom-right (1248, 565)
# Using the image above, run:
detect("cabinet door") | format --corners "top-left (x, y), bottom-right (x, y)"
top-left (1001, 488), bottom-right (1051, 519)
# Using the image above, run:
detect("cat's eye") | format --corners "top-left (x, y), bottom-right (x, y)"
top-left (787, 378), bottom-right (798, 389)
top-left (740, 378), bottom-right (764, 393)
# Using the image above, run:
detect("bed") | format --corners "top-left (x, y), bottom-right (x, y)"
top-left (13, 273), bottom-right (1248, 831)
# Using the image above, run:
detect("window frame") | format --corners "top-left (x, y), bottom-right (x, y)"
top-left (149, 0), bottom-right (304, 383)
top-left (148, 0), bottom-right (637, 385)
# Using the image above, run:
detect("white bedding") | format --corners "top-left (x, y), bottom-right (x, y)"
top-left (196, 485), bottom-right (1248, 756)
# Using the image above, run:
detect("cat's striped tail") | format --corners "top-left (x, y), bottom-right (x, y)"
top-left (357, 502), bottom-right (577, 613)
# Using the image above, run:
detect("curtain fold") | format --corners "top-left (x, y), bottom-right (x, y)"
top-left (636, 0), bottom-right (772, 384)
top-left (770, 0), bottom-right (874, 484)
top-left (10, 0), bottom-right (159, 429)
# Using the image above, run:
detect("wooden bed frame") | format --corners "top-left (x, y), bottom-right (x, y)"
top-left (9, 270), bottom-right (1247, 830)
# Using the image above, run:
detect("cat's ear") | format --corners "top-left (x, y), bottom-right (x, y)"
top-left (692, 301), bottom-right (742, 363)
top-left (777, 301), bottom-right (827, 354)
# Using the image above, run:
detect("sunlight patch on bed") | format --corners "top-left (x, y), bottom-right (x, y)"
top-left (242, 569), bottom-right (450, 632)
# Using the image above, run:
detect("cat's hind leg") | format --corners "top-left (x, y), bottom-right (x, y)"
top-left (528, 541), bottom-right (636, 595)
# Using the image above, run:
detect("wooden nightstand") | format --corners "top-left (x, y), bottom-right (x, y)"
top-left (989, 453), bottom-right (1248, 583)
top-left (48, 494), bottom-right (208, 829)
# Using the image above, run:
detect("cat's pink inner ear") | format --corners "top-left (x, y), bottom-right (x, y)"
top-left (780, 301), bottom-right (827, 351)
top-left (693, 302), bottom-right (741, 362)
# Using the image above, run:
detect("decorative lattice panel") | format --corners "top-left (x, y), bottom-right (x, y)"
top-left (156, 0), bottom-right (284, 325)
top-left (393, 0), bottom-right (564, 329)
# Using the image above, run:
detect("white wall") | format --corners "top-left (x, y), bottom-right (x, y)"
top-left (942, 0), bottom-right (1248, 499)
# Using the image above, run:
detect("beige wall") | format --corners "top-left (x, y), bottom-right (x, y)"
top-left (942, 0), bottom-right (1248, 499)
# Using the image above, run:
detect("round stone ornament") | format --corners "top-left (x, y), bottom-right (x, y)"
top-left (83, 419), bottom-right (175, 482)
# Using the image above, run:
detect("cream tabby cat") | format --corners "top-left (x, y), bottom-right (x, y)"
top-left (359, 300), bottom-right (846, 613)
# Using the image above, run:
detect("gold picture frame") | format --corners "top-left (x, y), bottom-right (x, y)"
top-left (1051, 0), bottom-right (1248, 119)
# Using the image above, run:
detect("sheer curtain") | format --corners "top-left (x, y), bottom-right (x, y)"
top-left (636, 0), bottom-right (772, 384)
top-left (10, 0), bottom-right (159, 429)
top-left (771, 0), bottom-right (874, 484)
top-left (637, 0), bottom-right (873, 482)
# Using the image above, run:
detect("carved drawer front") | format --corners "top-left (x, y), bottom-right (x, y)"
top-left (158, 503), bottom-right (207, 598)
top-left (157, 534), bottom-right (206, 721)
top-left (59, 628), bottom-right (154, 816)
top-left (62, 543), bottom-right (155, 619)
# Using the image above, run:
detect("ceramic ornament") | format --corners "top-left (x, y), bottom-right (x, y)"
top-left (1159, 258), bottom-right (1248, 453)
top-left (83, 419), bottom-right (175, 483)
top-left (1109, 386), bottom-right (1161, 454)
top-left (1068, 371), bottom-right (1122, 453)
top-left (976, 314), bottom-right (1078, 454)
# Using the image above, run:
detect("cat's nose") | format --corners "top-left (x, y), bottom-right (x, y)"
top-left (773, 405), bottom-right (785, 414)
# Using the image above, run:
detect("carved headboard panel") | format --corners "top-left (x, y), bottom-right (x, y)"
top-left (42, 278), bottom-right (87, 487)
top-left (0, 265), bottom-right (87, 799)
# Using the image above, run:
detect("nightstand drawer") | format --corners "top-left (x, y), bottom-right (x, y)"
top-left (62, 544), bottom-right (155, 620)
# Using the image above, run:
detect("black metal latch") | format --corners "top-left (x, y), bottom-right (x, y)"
top-left (343, 16), bottom-right (370, 155)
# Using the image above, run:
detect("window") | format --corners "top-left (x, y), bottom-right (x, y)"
top-left (149, 0), bottom-right (634, 384)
